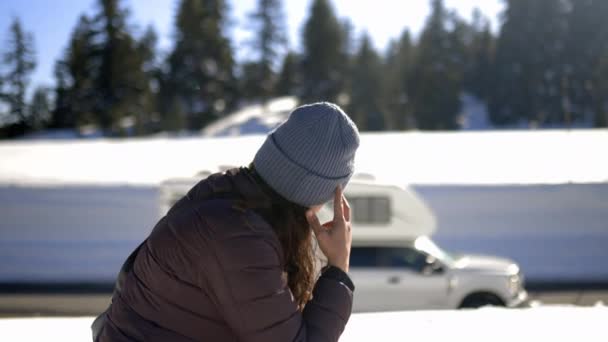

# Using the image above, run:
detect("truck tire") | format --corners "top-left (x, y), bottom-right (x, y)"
top-left (459, 292), bottom-right (505, 309)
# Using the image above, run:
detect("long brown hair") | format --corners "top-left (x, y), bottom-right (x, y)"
top-left (248, 165), bottom-right (316, 310)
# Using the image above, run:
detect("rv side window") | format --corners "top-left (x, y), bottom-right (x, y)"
top-left (347, 196), bottom-right (391, 224)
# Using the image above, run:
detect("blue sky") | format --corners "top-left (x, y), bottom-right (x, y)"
top-left (0, 0), bottom-right (503, 92)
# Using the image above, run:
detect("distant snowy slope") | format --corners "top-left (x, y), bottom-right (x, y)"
top-left (0, 129), bottom-right (607, 186)
top-left (202, 97), bottom-right (296, 137)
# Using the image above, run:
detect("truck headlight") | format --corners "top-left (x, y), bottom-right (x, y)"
top-left (508, 274), bottom-right (521, 294)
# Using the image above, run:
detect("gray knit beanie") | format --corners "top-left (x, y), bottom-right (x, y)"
top-left (253, 102), bottom-right (360, 207)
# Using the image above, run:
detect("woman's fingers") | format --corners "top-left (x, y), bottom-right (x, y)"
top-left (310, 187), bottom-right (352, 273)
top-left (333, 186), bottom-right (344, 221)
top-left (342, 194), bottom-right (351, 222)
top-left (309, 186), bottom-right (349, 238)
top-left (306, 210), bottom-right (325, 236)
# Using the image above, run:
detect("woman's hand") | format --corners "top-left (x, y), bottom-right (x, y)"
top-left (306, 186), bottom-right (352, 273)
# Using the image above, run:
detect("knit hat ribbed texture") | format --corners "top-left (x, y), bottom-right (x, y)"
top-left (253, 102), bottom-right (360, 207)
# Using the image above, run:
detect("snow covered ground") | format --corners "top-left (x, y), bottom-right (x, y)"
top-left (1, 306), bottom-right (606, 341)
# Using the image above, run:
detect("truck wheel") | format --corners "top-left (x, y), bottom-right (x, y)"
top-left (459, 292), bottom-right (505, 309)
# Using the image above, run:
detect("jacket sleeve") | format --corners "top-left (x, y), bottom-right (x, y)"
top-left (199, 212), bottom-right (354, 342)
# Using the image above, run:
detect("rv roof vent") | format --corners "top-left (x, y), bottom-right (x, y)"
top-left (218, 165), bottom-right (238, 172)
top-left (196, 170), bottom-right (213, 177)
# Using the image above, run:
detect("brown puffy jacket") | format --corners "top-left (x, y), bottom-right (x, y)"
top-left (94, 167), bottom-right (354, 341)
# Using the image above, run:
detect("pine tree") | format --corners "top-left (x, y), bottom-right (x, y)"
top-left (66, 15), bottom-right (97, 127)
top-left (28, 86), bottom-right (51, 130)
top-left (1, 17), bottom-right (36, 128)
top-left (0, 75), bottom-right (6, 117)
top-left (275, 51), bottom-right (300, 96)
top-left (300, 0), bottom-right (348, 104)
top-left (595, 54), bottom-right (608, 127)
top-left (464, 9), bottom-right (495, 101)
top-left (566, 0), bottom-right (608, 127)
top-left (348, 33), bottom-right (385, 131)
top-left (133, 25), bottom-right (159, 134)
top-left (245, 0), bottom-right (287, 102)
top-left (409, 0), bottom-right (464, 130)
top-left (491, 0), bottom-right (570, 126)
top-left (530, 0), bottom-right (569, 126)
top-left (0, 63), bottom-right (7, 127)
top-left (383, 30), bottom-right (415, 130)
top-left (338, 18), bottom-right (355, 108)
top-left (93, 0), bottom-right (148, 134)
top-left (49, 15), bottom-right (96, 130)
top-left (138, 26), bottom-right (158, 73)
top-left (50, 59), bottom-right (74, 129)
top-left (166, 0), bottom-right (236, 130)
top-left (238, 61), bottom-right (265, 102)
top-left (50, 2), bottom-right (154, 135)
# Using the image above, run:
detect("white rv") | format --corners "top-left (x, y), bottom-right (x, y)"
top-left (159, 171), bottom-right (528, 312)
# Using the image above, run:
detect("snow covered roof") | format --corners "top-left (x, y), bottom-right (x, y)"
top-left (0, 129), bottom-right (606, 186)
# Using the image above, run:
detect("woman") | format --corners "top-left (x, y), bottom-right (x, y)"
top-left (93, 102), bottom-right (360, 341)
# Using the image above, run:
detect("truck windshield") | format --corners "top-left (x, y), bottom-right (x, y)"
top-left (414, 236), bottom-right (455, 266)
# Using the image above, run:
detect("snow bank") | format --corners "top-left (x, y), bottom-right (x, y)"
top-left (0, 129), bottom-right (607, 187)
top-left (0, 306), bottom-right (606, 341)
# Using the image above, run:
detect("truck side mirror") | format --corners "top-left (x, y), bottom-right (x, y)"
top-left (432, 263), bottom-right (445, 275)
top-left (423, 257), bottom-right (444, 275)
